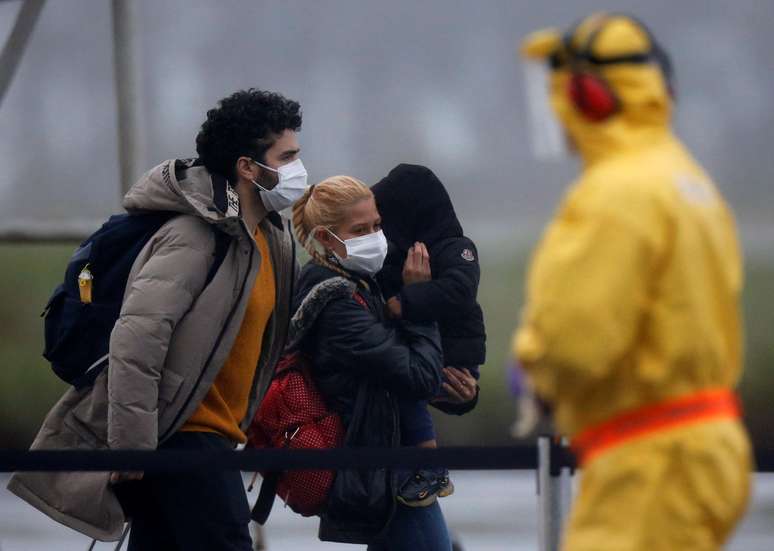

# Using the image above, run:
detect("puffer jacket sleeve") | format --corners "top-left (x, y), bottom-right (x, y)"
top-left (398, 238), bottom-right (481, 323)
top-left (315, 294), bottom-right (443, 400)
top-left (108, 218), bottom-right (214, 450)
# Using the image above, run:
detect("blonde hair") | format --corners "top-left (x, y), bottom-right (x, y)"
top-left (292, 175), bottom-right (373, 278)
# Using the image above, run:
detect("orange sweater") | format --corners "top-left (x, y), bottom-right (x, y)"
top-left (182, 227), bottom-right (276, 443)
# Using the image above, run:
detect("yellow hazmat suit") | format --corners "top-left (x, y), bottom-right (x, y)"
top-left (514, 14), bottom-right (751, 551)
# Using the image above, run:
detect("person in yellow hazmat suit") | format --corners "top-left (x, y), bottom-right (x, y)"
top-left (513, 13), bottom-right (752, 551)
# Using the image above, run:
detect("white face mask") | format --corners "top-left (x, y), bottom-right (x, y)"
top-left (251, 158), bottom-right (309, 212)
top-left (327, 229), bottom-right (388, 276)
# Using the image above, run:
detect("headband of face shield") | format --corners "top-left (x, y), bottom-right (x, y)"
top-left (314, 227), bottom-right (388, 276)
top-left (554, 14), bottom-right (674, 122)
top-left (251, 158), bottom-right (309, 212)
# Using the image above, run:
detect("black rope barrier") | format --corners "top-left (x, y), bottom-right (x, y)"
top-left (1, 445), bottom-right (773, 473)
top-left (0, 446), bottom-right (544, 473)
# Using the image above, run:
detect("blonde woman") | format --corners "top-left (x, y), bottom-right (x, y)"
top-left (290, 176), bottom-right (451, 550)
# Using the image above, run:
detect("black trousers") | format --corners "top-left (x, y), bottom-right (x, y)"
top-left (115, 432), bottom-right (252, 551)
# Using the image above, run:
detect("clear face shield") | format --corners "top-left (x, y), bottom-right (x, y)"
top-left (522, 60), bottom-right (568, 161)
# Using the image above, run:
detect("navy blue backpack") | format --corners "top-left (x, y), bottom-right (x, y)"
top-left (42, 212), bottom-right (229, 389)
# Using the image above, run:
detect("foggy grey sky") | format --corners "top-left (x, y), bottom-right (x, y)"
top-left (1, 0), bottom-right (772, 248)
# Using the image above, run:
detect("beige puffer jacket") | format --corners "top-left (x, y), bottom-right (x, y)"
top-left (7, 159), bottom-right (295, 540)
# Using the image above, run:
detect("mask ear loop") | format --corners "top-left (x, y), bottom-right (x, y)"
top-left (314, 228), bottom-right (374, 291)
top-left (325, 228), bottom-right (347, 247)
top-left (249, 158), bottom-right (278, 192)
top-left (309, 226), bottom-right (372, 289)
top-left (250, 158), bottom-right (279, 173)
top-left (252, 179), bottom-right (270, 193)
top-left (308, 226), bottom-right (348, 263)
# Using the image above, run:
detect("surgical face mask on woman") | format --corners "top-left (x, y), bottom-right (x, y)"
top-left (326, 229), bottom-right (388, 276)
top-left (251, 158), bottom-right (309, 212)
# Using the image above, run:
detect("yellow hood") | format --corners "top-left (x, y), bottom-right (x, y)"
top-left (521, 15), bottom-right (674, 165)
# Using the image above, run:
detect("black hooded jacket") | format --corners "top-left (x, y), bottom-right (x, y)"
top-left (372, 164), bottom-right (487, 375)
top-left (292, 262), bottom-right (443, 543)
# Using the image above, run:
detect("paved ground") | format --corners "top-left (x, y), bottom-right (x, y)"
top-left (1, 471), bottom-right (772, 550)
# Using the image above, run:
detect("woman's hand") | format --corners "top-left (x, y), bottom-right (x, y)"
top-left (433, 367), bottom-right (478, 404)
top-left (402, 242), bottom-right (431, 285)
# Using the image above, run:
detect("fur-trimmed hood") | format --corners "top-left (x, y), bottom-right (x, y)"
top-left (286, 275), bottom-right (356, 350)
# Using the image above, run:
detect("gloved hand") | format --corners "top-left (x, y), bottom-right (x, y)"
top-left (510, 393), bottom-right (542, 439)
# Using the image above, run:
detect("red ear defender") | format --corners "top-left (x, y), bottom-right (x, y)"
top-left (568, 73), bottom-right (619, 121)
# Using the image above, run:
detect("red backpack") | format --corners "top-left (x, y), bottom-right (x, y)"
top-left (247, 278), bottom-right (370, 522)
top-left (247, 351), bottom-right (345, 520)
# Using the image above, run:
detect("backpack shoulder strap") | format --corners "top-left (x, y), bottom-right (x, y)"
top-left (251, 472), bottom-right (279, 525)
top-left (352, 292), bottom-right (369, 310)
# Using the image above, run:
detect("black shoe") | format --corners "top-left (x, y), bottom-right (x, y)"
top-left (396, 468), bottom-right (454, 507)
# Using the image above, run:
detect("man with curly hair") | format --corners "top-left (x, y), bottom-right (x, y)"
top-left (8, 89), bottom-right (305, 550)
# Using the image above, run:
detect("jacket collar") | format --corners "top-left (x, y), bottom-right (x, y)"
top-left (212, 170), bottom-right (285, 231)
top-left (210, 170), bottom-right (285, 231)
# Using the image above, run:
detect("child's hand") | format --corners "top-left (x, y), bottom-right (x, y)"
top-left (386, 296), bottom-right (402, 319)
top-left (402, 242), bottom-right (431, 285)
top-left (434, 367), bottom-right (478, 404)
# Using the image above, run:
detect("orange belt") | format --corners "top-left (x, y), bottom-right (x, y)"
top-left (571, 388), bottom-right (741, 466)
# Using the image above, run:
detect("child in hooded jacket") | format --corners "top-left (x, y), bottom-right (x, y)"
top-left (372, 164), bottom-right (487, 506)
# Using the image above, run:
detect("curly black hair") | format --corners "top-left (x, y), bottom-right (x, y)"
top-left (195, 89), bottom-right (302, 179)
